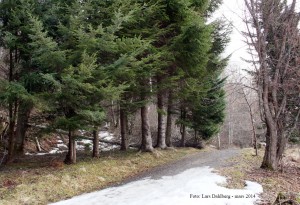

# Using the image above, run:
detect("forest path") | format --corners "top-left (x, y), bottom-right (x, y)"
top-left (121, 148), bottom-right (242, 182)
top-left (50, 148), bottom-right (264, 205)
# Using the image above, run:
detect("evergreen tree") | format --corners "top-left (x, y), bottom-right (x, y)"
top-left (0, 0), bottom-right (45, 162)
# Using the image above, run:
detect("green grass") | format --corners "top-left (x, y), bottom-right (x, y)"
top-left (0, 148), bottom-right (200, 205)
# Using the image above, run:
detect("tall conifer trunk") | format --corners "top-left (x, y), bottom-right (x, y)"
top-left (65, 129), bottom-right (76, 164)
top-left (180, 107), bottom-right (187, 147)
top-left (141, 104), bottom-right (153, 152)
top-left (15, 102), bottom-right (32, 155)
top-left (6, 103), bottom-right (16, 163)
top-left (156, 76), bottom-right (167, 149)
top-left (6, 50), bottom-right (16, 164)
top-left (120, 107), bottom-right (129, 150)
top-left (165, 90), bottom-right (173, 147)
top-left (140, 79), bottom-right (153, 152)
top-left (92, 129), bottom-right (99, 158)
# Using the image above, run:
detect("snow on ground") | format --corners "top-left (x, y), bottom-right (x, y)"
top-left (25, 152), bottom-right (49, 156)
top-left (101, 144), bottom-right (119, 151)
top-left (99, 131), bottom-right (114, 141)
top-left (50, 166), bottom-right (263, 205)
top-left (48, 148), bottom-right (65, 154)
top-left (25, 131), bottom-right (118, 156)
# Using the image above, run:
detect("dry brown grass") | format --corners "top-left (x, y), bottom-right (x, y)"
top-left (218, 147), bottom-right (300, 204)
top-left (0, 148), bottom-right (200, 205)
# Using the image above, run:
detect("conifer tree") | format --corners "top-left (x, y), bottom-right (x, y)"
top-left (0, 0), bottom-right (44, 162)
top-left (160, 0), bottom-right (229, 147)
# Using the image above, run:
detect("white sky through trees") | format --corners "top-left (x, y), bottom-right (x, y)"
top-left (215, 0), bottom-right (300, 68)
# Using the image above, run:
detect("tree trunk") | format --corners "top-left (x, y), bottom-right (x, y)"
top-left (261, 124), bottom-right (278, 170)
top-left (120, 107), bottom-right (128, 151)
top-left (180, 107), bottom-right (187, 147)
top-left (5, 50), bottom-right (16, 164)
top-left (6, 102), bottom-right (16, 163)
top-left (217, 133), bottom-right (221, 149)
top-left (92, 129), bottom-right (99, 158)
top-left (64, 129), bottom-right (76, 164)
top-left (254, 135), bottom-right (258, 156)
top-left (276, 121), bottom-right (287, 163)
top-left (156, 85), bottom-right (167, 149)
top-left (141, 105), bottom-right (153, 152)
top-left (111, 101), bottom-right (119, 128)
top-left (165, 90), bottom-right (173, 147)
top-left (181, 124), bottom-right (186, 147)
top-left (15, 102), bottom-right (32, 155)
top-left (140, 78), bottom-right (154, 152)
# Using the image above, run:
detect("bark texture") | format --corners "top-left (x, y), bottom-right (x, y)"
top-left (15, 102), bottom-right (32, 155)
top-left (141, 105), bottom-right (154, 152)
top-left (120, 108), bottom-right (129, 150)
top-left (156, 87), bottom-right (167, 149)
top-left (5, 50), bottom-right (16, 164)
top-left (180, 107), bottom-right (187, 147)
top-left (165, 90), bottom-right (173, 147)
top-left (92, 129), bottom-right (99, 158)
top-left (65, 130), bottom-right (76, 164)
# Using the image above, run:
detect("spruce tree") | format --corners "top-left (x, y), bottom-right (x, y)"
top-left (0, 0), bottom-right (45, 162)
top-left (186, 19), bottom-right (230, 144)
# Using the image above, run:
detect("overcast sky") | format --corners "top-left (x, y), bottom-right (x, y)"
top-left (215, 0), bottom-right (300, 69)
top-left (214, 0), bottom-right (249, 68)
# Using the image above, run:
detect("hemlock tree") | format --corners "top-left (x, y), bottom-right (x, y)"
top-left (244, 0), bottom-right (300, 170)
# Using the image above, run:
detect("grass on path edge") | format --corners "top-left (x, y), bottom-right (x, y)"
top-left (0, 147), bottom-right (202, 205)
top-left (218, 148), bottom-right (300, 204)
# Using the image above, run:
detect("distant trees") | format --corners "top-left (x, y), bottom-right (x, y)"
top-left (0, 0), bottom-right (230, 164)
top-left (244, 0), bottom-right (300, 170)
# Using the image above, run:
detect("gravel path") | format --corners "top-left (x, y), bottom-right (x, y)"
top-left (120, 148), bottom-right (242, 183)
top-left (51, 148), bottom-right (263, 205)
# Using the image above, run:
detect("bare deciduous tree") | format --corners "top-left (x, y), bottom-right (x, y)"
top-left (244, 0), bottom-right (300, 170)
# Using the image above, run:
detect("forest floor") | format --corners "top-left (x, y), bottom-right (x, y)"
top-left (219, 146), bottom-right (300, 204)
top-left (0, 147), bottom-right (202, 205)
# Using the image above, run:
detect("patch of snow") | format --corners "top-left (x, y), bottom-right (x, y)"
top-left (99, 131), bottom-right (114, 141)
top-left (36, 152), bottom-right (48, 156)
top-left (57, 144), bottom-right (68, 148)
top-left (76, 139), bottom-right (92, 151)
top-left (78, 139), bottom-right (92, 144)
top-left (49, 148), bottom-right (65, 154)
top-left (25, 152), bottom-right (48, 156)
top-left (101, 145), bottom-right (120, 152)
top-left (50, 166), bottom-right (263, 205)
top-left (76, 145), bottom-right (86, 151)
top-left (99, 142), bottom-right (119, 151)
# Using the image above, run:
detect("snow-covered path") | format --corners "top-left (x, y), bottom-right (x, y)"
top-left (50, 166), bottom-right (262, 205)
